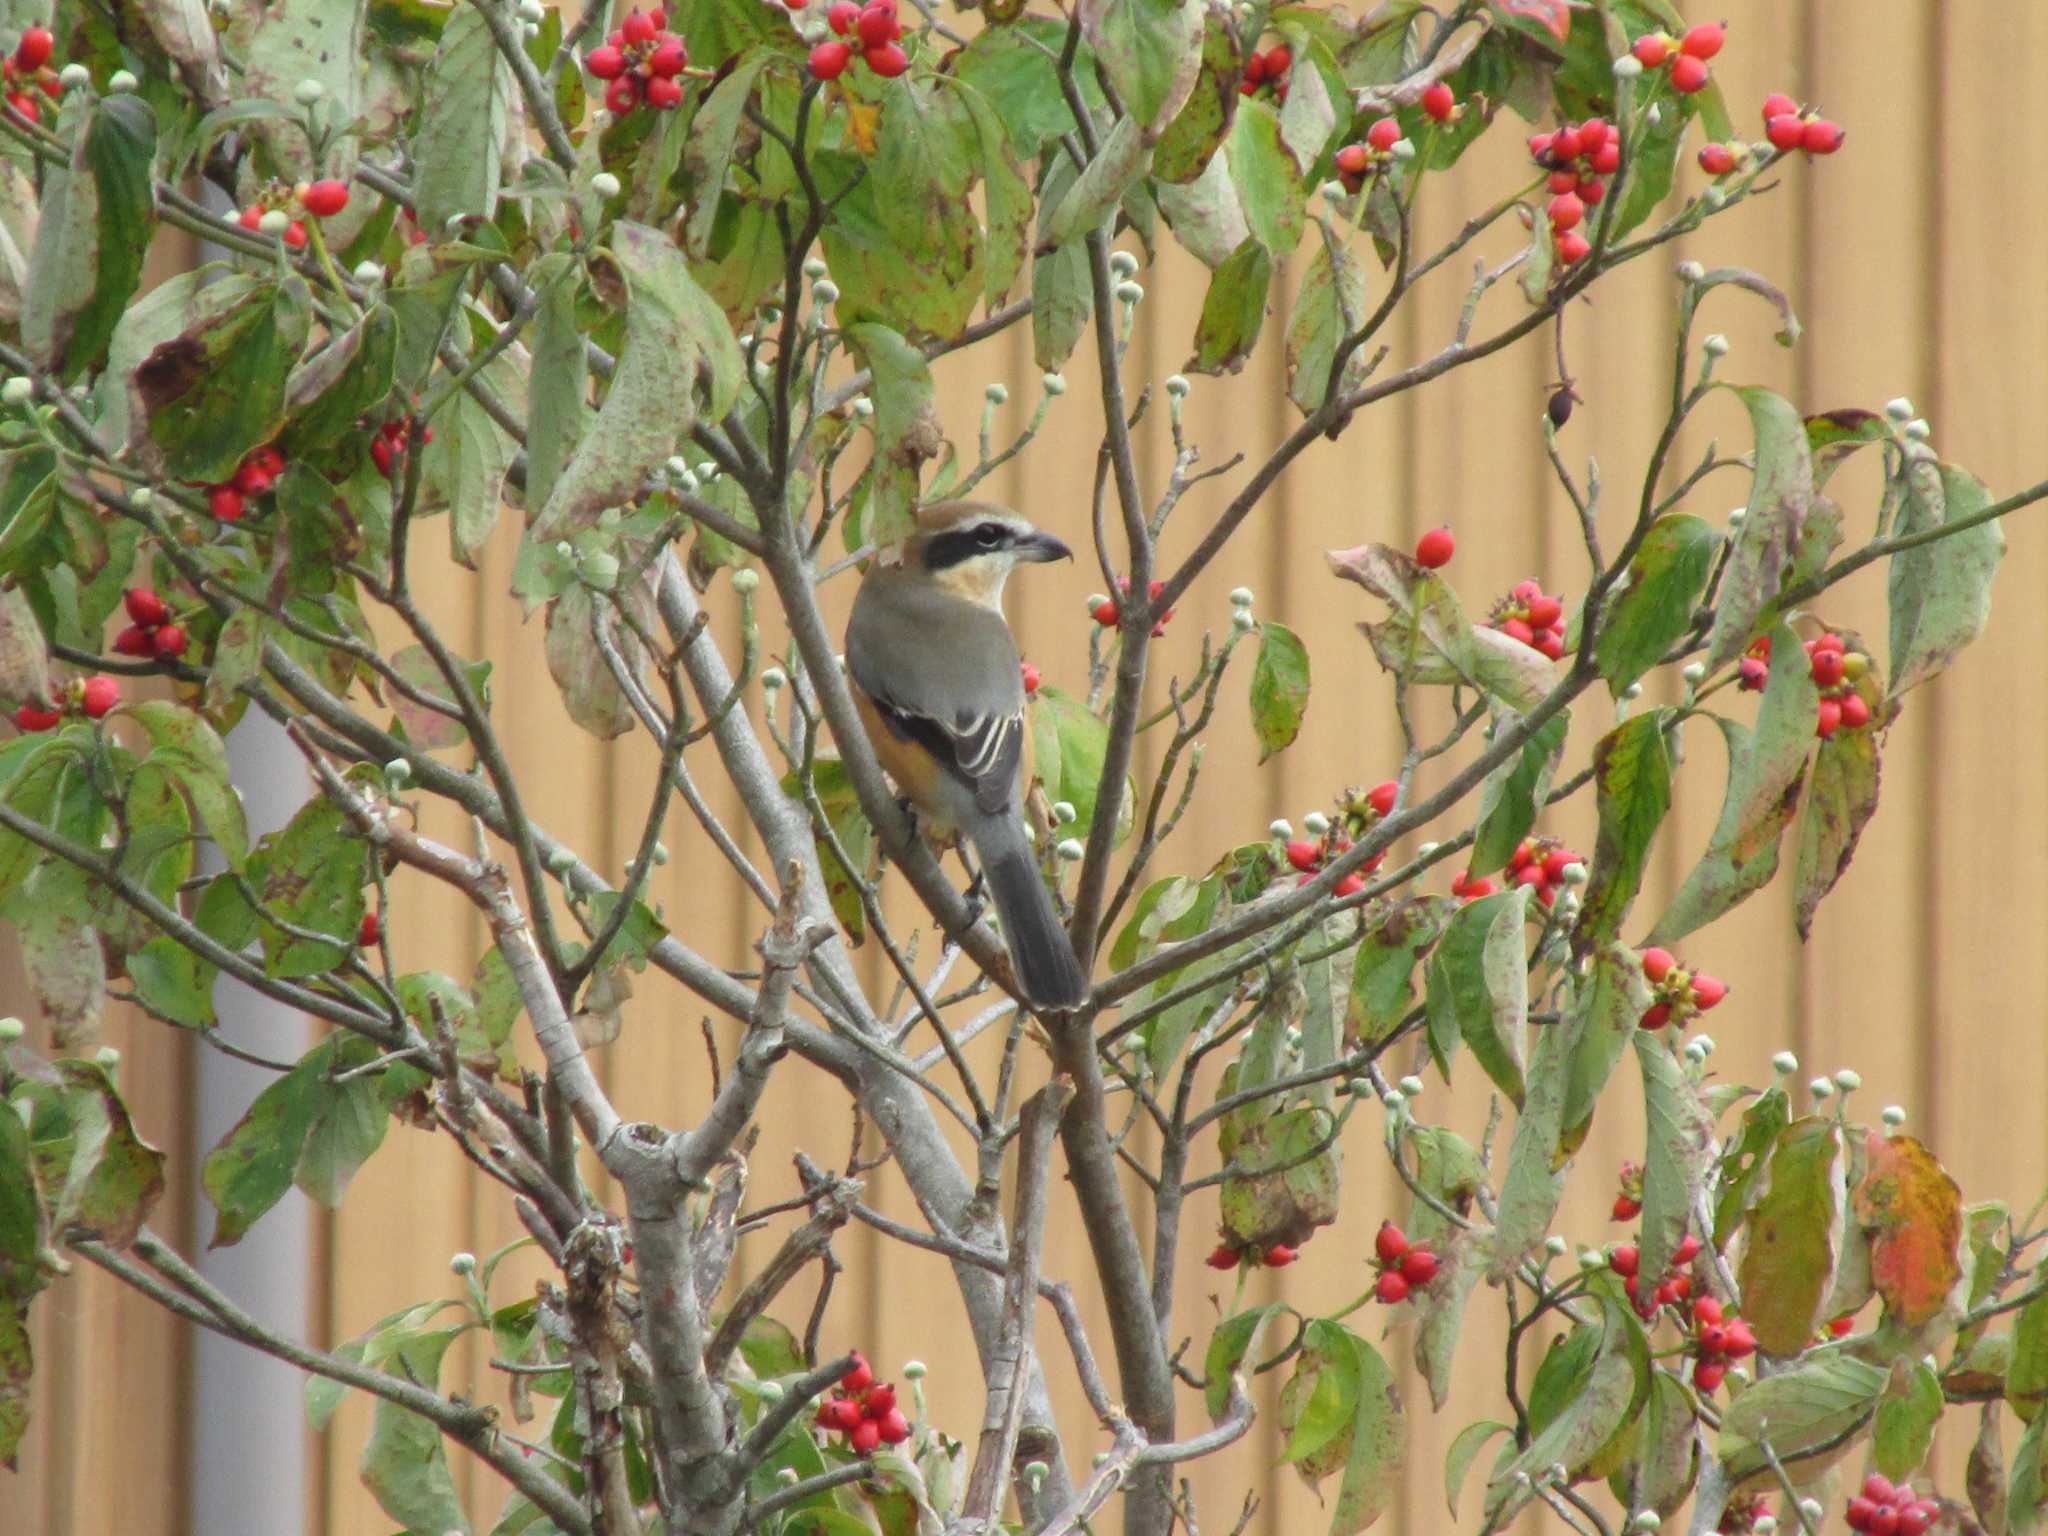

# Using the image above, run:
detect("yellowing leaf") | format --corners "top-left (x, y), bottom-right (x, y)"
top-left (1853, 1131), bottom-right (1963, 1330)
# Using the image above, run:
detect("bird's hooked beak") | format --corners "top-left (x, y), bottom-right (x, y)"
top-left (1017, 529), bottom-right (1073, 564)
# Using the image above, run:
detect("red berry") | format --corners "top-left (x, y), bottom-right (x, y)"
top-left (1689, 973), bottom-right (1727, 1010)
top-left (282, 221), bottom-right (308, 250)
top-left (1374, 1270), bottom-right (1409, 1304)
top-left (827, 0), bottom-right (859, 32)
top-left (1802, 118), bottom-right (1845, 155)
top-left (1610, 1243), bottom-right (1639, 1278)
top-left (622, 8), bottom-right (657, 43)
top-left (1421, 81), bottom-right (1455, 122)
top-left (1640, 1002), bottom-right (1672, 1030)
top-left (1612, 1194), bottom-right (1641, 1220)
top-left (1515, 863), bottom-right (1545, 890)
top-left (647, 39), bottom-right (688, 77)
top-left (152, 624), bottom-right (188, 661)
top-left (1839, 693), bottom-right (1870, 729)
top-left (1699, 143), bottom-right (1738, 176)
top-left (856, 3), bottom-right (896, 47)
top-left (865, 41), bottom-right (908, 77)
top-left (1693, 1359), bottom-right (1726, 1394)
top-left (1815, 697), bottom-right (1843, 738)
top-left (1525, 594), bottom-right (1563, 628)
top-left (1284, 840), bottom-right (1321, 873)
top-left (849, 1418), bottom-right (881, 1454)
top-left (233, 460), bottom-right (276, 496)
top-left (1548, 167), bottom-right (1579, 194)
top-left (124, 587), bottom-right (169, 627)
top-left (1554, 231), bottom-right (1591, 265)
top-left (816, 1403), bottom-right (840, 1430)
top-left (1738, 656), bottom-right (1769, 691)
top-left (1264, 1243), bottom-right (1298, 1268)
top-left (1399, 1246), bottom-right (1439, 1286)
top-left (1762, 93), bottom-right (1799, 122)
top-left (809, 39), bottom-right (853, 79)
top-left (1242, 52), bottom-right (1266, 88)
top-left (1640, 946), bottom-right (1675, 982)
top-left (1262, 45), bottom-right (1291, 76)
top-left (13, 26), bottom-right (53, 71)
top-left (875, 1407), bottom-right (911, 1445)
top-left (1578, 117), bottom-right (1609, 148)
top-left (1670, 54), bottom-right (1709, 93)
top-left (1862, 1475), bottom-right (1897, 1505)
top-left (605, 75), bottom-right (641, 112)
top-left (1630, 33), bottom-right (1669, 68)
top-left (1332, 872), bottom-right (1365, 898)
top-left (1765, 114), bottom-right (1806, 153)
top-left (208, 485), bottom-right (246, 522)
top-left (1019, 661), bottom-right (1040, 695)
top-left (1846, 1497), bottom-right (1879, 1532)
top-left (830, 1397), bottom-right (864, 1432)
top-left (586, 42), bottom-right (626, 77)
top-left (5, 91), bottom-right (37, 124)
top-left (1575, 176), bottom-right (1606, 206)
top-left (113, 624), bottom-right (153, 657)
top-left (864, 1382), bottom-right (897, 1415)
top-left (1895, 1509), bottom-right (1930, 1536)
top-left (370, 436), bottom-right (395, 477)
top-left (80, 674), bottom-right (119, 719)
top-left (1366, 781), bottom-right (1397, 817)
top-left (299, 179), bottom-right (350, 217)
top-left (645, 76), bottom-right (683, 109)
top-left (1591, 140), bottom-right (1621, 174)
top-left (1501, 616), bottom-right (1536, 646)
top-left (1365, 117), bottom-right (1400, 153)
top-left (1812, 631), bottom-right (1846, 654)
top-left (358, 910), bottom-right (381, 946)
top-left (1674, 1234), bottom-right (1702, 1265)
top-left (1829, 1313), bottom-right (1855, 1338)
top-left (1551, 125), bottom-right (1583, 162)
top-left (1091, 598), bottom-right (1122, 628)
top-left (1722, 1320), bottom-right (1756, 1358)
top-left (1334, 143), bottom-right (1370, 178)
top-left (1679, 21), bottom-right (1725, 60)
top-left (1206, 1244), bottom-right (1239, 1270)
top-left (1414, 526), bottom-right (1455, 567)
top-left (1534, 629), bottom-right (1566, 660)
top-left (1694, 1296), bottom-right (1724, 1327)
top-left (13, 703), bottom-right (60, 731)
top-left (1374, 1221), bottom-right (1408, 1264)
top-left (841, 1353), bottom-right (874, 1393)
top-left (1460, 876), bottom-right (1496, 899)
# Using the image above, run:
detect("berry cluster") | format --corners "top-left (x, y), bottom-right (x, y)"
top-left (1492, 579), bottom-right (1567, 660)
top-left (812, 1354), bottom-right (911, 1455)
top-left (1629, 21), bottom-right (1724, 95)
top-left (236, 201), bottom-right (308, 251)
top-left (1413, 526), bottom-right (1454, 568)
top-left (1500, 837), bottom-right (1583, 909)
top-left (1332, 118), bottom-right (1402, 193)
top-left (1283, 781), bottom-right (1395, 897)
top-left (1609, 1232), bottom-right (1700, 1319)
top-left (1205, 1238), bottom-right (1300, 1270)
top-left (1685, 1295), bottom-right (1757, 1394)
top-left (1716, 1495), bottom-right (1774, 1536)
top-left (1238, 43), bottom-right (1289, 101)
top-left (3, 25), bottom-right (59, 123)
top-left (1738, 631), bottom-right (1873, 736)
top-left (1846, 1475), bottom-right (1940, 1536)
top-left (369, 415), bottom-right (432, 478)
top-left (1611, 1159), bottom-right (1643, 1221)
top-left (1527, 119), bottom-right (1619, 266)
top-left (586, 8), bottom-right (689, 112)
top-left (12, 674), bottom-right (119, 732)
top-left (1371, 1221), bottom-right (1439, 1304)
top-left (811, 0), bottom-right (907, 82)
top-left (112, 588), bottom-right (188, 663)
top-left (1637, 946), bottom-right (1727, 1030)
top-left (1762, 93), bottom-right (1845, 157)
top-left (193, 444), bottom-right (286, 523)
top-left (1091, 577), bottom-right (1174, 637)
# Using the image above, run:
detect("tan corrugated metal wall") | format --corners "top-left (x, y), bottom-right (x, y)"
top-left (11, 3), bottom-right (2048, 1529)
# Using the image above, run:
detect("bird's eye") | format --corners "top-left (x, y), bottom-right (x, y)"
top-left (974, 523), bottom-right (1006, 548)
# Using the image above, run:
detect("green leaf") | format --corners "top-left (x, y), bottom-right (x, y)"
top-left (1412, 1226), bottom-right (1485, 1411)
top-left (285, 305), bottom-right (398, 453)
top-left (1888, 462), bottom-right (2004, 698)
top-left (1871, 1358), bottom-right (1943, 1481)
top-left (950, 18), bottom-right (1096, 160)
top-left (23, 94), bottom-right (157, 380)
top-left (1718, 1354), bottom-right (1886, 1483)
top-left (1792, 694), bottom-right (1883, 939)
top-left (1423, 889), bottom-right (1529, 1106)
top-left (1471, 712), bottom-right (1569, 874)
top-left (543, 584), bottom-right (636, 740)
top-left (201, 1043), bottom-right (327, 1246)
top-left (2009, 1412), bottom-right (2048, 1536)
top-left (1030, 238), bottom-right (1092, 371)
top-left (1632, 1031), bottom-right (1714, 1284)
top-left (1203, 1304), bottom-right (1285, 1419)
top-left (1217, 1103), bottom-right (1341, 1251)
top-left (422, 384), bottom-right (515, 568)
top-left (412, 6), bottom-right (513, 234)
top-left (1557, 945), bottom-right (1649, 1160)
top-left (1286, 237), bottom-right (1368, 413)
top-left (524, 252), bottom-right (588, 516)
top-left (361, 1326), bottom-right (471, 1534)
top-left (681, 53), bottom-right (772, 261)
top-left (1705, 387), bottom-right (1814, 669)
top-left (1575, 710), bottom-right (1671, 946)
top-left (1248, 620), bottom-right (1310, 761)
top-left (1091, 0), bottom-right (1205, 132)
top-left (33, 1060), bottom-right (167, 1248)
top-left (1187, 236), bottom-right (1271, 375)
top-left (295, 1038), bottom-right (392, 1208)
top-left (127, 699), bottom-right (249, 867)
top-left (1620, 1369), bottom-right (1700, 1520)
top-left (1325, 1329), bottom-right (1406, 1535)
top-left (0, 1288), bottom-right (30, 1468)
top-left (1046, 116), bottom-right (1152, 250)
top-left (15, 900), bottom-right (105, 1046)
top-left (130, 935), bottom-right (217, 1029)
top-left (0, 1090), bottom-right (48, 1279)
top-left (1228, 101), bottom-right (1305, 257)
top-left (1595, 514), bottom-right (1717, 694)
top-left (1712, 1084), bottom-right (1789, 1248)
top-left (1028, 685), bottom-right (1128, 847)
top-left (1280, 1319), bottom-right (1364, 1468)
top-left (1153, 16), bottom-right (1238, 183)
top-left (133, 277), bottom-right (312, 483)
top-left (1444, 1420), bottom-right (1511, 1520)
top-left (1326, 543), bottom-right (1554, 710)
top-left (842, 322), bottom-right (939, 553)
top-left (789, 757), bottom-right (875, 945)
top-left (1489, 1002), bottom-right (1582, 1278)
top-left (258, 796), bottom-right (366, 977)
top-left (1347, 896), bottom-right (1451, 1046)
top-left (950, 81), bottom-right (1032, 307)
top-left (1735, 1115), bottom-right (1844, 1356)
top-left (1650, 625), bottom-right (1816, 943)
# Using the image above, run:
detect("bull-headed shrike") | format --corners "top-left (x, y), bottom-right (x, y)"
top-left (845, 500), bottom-right (1089, 1009)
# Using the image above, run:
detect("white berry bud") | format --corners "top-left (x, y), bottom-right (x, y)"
top-left (1042, 372), bottom-right (1066, 395)
top-left (554, 541), bottom-right (575, 560)
top-left (1320, 179), bottom-right (1349, 202)
top-left (757, 1381), bottom-right (784, 1403)
top-left (1559, 861), bottom-right (1587, 886)
top-left (1612, 54), bottom-right (1644, 79)
top-left (1085, 594), bottom-right (1110, 614)
top-left (1646, 103), bottom-right (1664, 128)
top-left (1904, 417), bottom-right (1931, 441)
top-left (1398, 1075), bottom-right (1424, 1098)
top-left (59, 63), bottom-right (89, 90)
top-left (590, 171), bottom-right (621, 199)
top-left (1772, 1049), bottom-right (1799, 1074)
top-left (1302, 811), bottom-right (1330, 836)
top-left (730, 567), bottom-right (760, 595)
top-left (1227, 589), bottom-right (1254, 611)
top-left (450, 1251), bottom-right (477, 1275)
top-left (1693, 1035), bottom-right (1716, 1056)
top-left (1390, 138), bottom-right (1416, 161)
top-left (1809, 1077), bottom-right (1834, 1100)
top-left (1798, 1499), bottom-right (1824, 1525)
top-left (1231, 609), bottom-right (1254, 631)
top-left (651, 841), bottom-right (669, 865)
top-left (1753, 1519), bottom-right (1777, 1535)
top-left (903, 1359), bottom-right (927, 1379)
top-left (1702, 333), bottom-right (1729, 357)
top-left (131, 487), bottom-right (153, 509)
top-left (1580, 1249), bottom-right (1608, 1271)
top-left (258, 208), bottom-right (291, 235)
top-left (1051, 800), bottom-right (1077, 825)
top-left (519, 0), bottom-right (545, 18)
top-left (107, 69), bottom-right (138, 92)
top-left (1166, 375), bottom-right (1192, 399)
top-left (1881, 1104), bottom-right (1906, 1127)
top-left (803, 255), bottom-right (830, 279)
top-left (1632, 1513), bottom-right (1662, 1533)
top-left (1884, 397), bottom-right (1915, 421)
top-left (1544, 1235), bottom-right (1569, 1256)
top-left (984, 382), bottom-right (1008, 405)
top-left (1380, 1089), bottom-right (1405, 1110)
top-left (1684, 1040), bottom-right (1708, 1063)
top-left (1727, 508), bottom-right (1746, 528)
top-left (294, 77), bottom-right (326, 104)
top-left (546, 846), bottom-right (576, 874)
top-left (95, 1046), bottom-right (121, 1070)
top-left (385, 758), bottom-right (412, 783)
top-left (1416, 841), bottom-right (1438, 857)
top-left (1115, 280), bottom-right (1144, 305)
top-left (1620, 682), bottom-right (1643, 701)
top-left (352, 260), bottom-right (385, 285)
top-left (810, 279), bottom-right (839, 305)
top-left (1022, 1460), bottom-right (1047, 1489)
top-left (0, 1016), bottom-right (21, 1042)
top-left (775, 1466), bottom-right (798, 1485)
top-left (1, 376), bottom-right (32, 407)
top-left (1677, 260), bottom-right (1705, 284)
top-left (1682, 662), bottom-right (1707, 684)
top-left (521, 20), bottom-right (538, 36)
top-left (1108, 249), bottom-right (1138, 279)
top-left (1056, 837), bottom-right (1085, 861)
top-left (1832, 1068), bottom-right (1861, 1092)
top-left (1268, 819), bottom-right (1292, 840)
top-left (760, 666), bottom-right (786, 691)
top-left (850, 396), bottom-right (873, 418)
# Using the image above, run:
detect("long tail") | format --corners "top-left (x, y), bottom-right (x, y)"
top-left (971, 816), bottom-right (1089, 1009)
